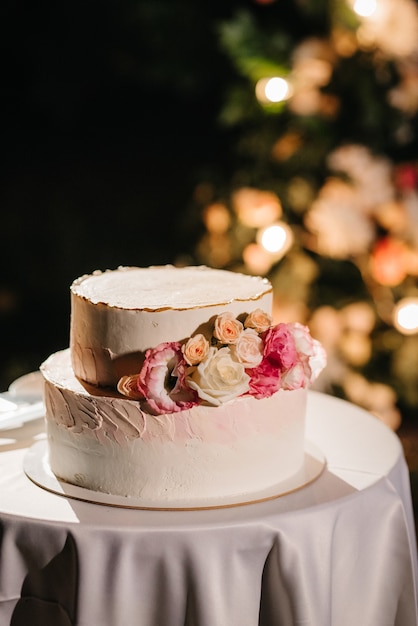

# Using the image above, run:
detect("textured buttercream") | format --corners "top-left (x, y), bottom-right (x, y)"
top-left (41, 265), bottom-right (318, 503)
top-left (42, 349), bottom-right (307, 501)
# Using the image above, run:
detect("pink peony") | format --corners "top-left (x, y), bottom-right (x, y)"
top-left (262, 323), bottom-right (299, 370)
top-left (281, 361), bottom-right (307, 390)
top-left (137, 342), bottom-right (198, 415)
top-left (247, 358), bottom-right (281, 399)
top-left (286, 323), bottom-right (327, 384)
top-left (287, 323), bottom-right (315, 355)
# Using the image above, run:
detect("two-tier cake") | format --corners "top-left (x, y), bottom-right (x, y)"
top-left (40, 265), bottom-right (326, 504)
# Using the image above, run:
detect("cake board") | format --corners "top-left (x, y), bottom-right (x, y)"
top-left (23, 440), bottom-right (326, 511)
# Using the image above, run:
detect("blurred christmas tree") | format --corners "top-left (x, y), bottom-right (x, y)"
top-left (186, 0), bottom-right (418, 428)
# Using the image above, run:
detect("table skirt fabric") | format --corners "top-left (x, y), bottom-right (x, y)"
top-left (0, 392), bottom-right (417, 626)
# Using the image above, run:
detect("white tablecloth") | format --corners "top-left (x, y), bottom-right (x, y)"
top-left (0, 391), bottom-right (417, 626)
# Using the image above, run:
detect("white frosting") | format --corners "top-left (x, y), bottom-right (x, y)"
top-left (70, 266), bottom-right (273, 388)
top-left (71, 265), bottom-right (272, 309)
top-left (42, 350), bottom-right (307, 502)
top-left (41, 265), bottom-right (315, 503)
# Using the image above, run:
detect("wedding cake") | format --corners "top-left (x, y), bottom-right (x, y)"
top-left (41, 265), bottom-right (326, 504)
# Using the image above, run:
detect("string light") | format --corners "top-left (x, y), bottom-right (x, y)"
top-left (260, 224), bottom-right (286, 252)
top-left (353, 0), bottom-right (378, 18)
top-left (257, 222), bottom-right (294, 258)
top-left (393, 298), bottom-right (418, 334)
top-left (255, 77), bottom-right (293, 104)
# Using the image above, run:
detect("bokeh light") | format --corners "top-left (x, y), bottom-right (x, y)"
top-left (394, 298), bottom-right (418, 334)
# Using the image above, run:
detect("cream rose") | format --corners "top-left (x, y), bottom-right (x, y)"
top-left (182, 333), bottom-right (210, 365)
top-left (186, 346), bottom-right (250, 405)
top-left (232, 328), bottom-right (263, 368)
top-left (213, 312), bottom-right (243, 344)
top-left (244, 309), bottom-right (272, 333)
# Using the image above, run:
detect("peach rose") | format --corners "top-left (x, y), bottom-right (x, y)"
top-left (213, 312), bottom-right (243, 344)
top-left (244, 309), bottom-right (272, 333)
top-left (117, 374), bottom-right (145, 399)
top-left (182, 334), bottom-right (210, 365)
top-left (232, 328), bottom-right (263, 368)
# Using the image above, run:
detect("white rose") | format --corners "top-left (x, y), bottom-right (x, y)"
top-left (187, 346), bottom-right (250, 406)
top-left (231, 328), bottom-right (263, 368)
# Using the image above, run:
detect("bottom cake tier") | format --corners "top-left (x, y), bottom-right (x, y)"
top-left (41, 349), bottom-right (307, 503)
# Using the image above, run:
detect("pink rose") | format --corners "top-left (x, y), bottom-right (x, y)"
top-left (182, 333), bottom-right (210, 365)
top-left (247, 358), bottom-right (281, 399)
top-left (232, 328), bottom-right (263, 368)
top-left (262, 323), bottom-right (299, 370)
top-left (244, 309), bottom-right (272, 333)
top-left (214, 312), bottom-right (243, 344)
top-left (138, 342), bottom-right (198, 415)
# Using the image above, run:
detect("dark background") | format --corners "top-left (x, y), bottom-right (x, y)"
top-left (0, 0), bottom-right (247, 389)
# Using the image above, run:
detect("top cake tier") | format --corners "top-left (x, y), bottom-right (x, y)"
top-left (70, 266), bottom-right (273, 388)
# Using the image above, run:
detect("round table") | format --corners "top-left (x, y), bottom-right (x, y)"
top-left (0, 391), bottom-right (417, 626)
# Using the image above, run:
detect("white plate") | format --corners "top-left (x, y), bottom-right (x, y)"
top-left (9, 370), bottom-right (44, 400)
top-left (0, 371), bottom-right (45, 430)
top-left (24, 439), bottom-right (326, 511)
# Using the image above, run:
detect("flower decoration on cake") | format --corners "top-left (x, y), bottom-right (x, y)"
top-left (117, 309), bottom-right (326, 415)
